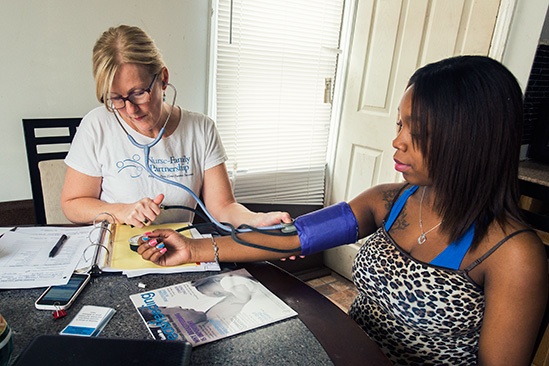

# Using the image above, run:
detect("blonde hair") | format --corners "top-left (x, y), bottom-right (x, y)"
top-left (92, 25), bottom-right (165, 110)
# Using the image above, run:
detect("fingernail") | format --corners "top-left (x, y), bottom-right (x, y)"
top-left (159, 248), bottom-right (167, 254)
top-left (156, 243), bottom-right (165, 249)
top-left (142, 236), bottom-right (149, 241)
top-left (144, 232), bottom-right (152, 236)
top-left (149, 239), bottom-right (158, 246)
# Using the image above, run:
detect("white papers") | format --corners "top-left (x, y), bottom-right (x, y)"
top-left (122, 261), bottom-right (221, 278)
top-left (0, 226), bottom-right (94, 289)
top-left (0, 223), bottom-right (220, 288)
top-left (0, 227), bottom-right (14, 236)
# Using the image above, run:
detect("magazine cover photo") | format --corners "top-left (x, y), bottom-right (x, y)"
top-left (130, 268), bottom-right (297, 346)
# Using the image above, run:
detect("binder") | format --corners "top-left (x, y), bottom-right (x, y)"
top-left (0, 219), bottom-right (220, 289)
top-left (76, 219), bottom-right (221, 277)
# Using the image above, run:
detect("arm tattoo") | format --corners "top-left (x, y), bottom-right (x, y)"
top-left (382, 187), bottom-right (409, 232)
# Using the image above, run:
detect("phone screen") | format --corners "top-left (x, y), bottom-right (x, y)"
top-left (37, 274), bottom-right (89, 306)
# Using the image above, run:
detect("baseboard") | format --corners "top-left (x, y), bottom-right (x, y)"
top-left (242, 203), bottom-right (323, 217)
top-left (269, 252), bottom-right (332, 281)
top-left (0, 199), bottom-right (36, 226)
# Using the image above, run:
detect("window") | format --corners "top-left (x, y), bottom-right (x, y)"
top-left (210, 0), bottom-right (345, 205)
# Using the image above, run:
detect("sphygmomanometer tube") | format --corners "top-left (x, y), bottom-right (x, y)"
top-left (294, 202), bottom-right (359, 256)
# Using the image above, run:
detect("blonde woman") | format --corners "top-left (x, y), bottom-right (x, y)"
top-left (62, 25), bottom-right (290, 228)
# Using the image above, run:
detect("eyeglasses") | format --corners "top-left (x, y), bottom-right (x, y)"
top-left (108, 73), bottom-right (159, 109)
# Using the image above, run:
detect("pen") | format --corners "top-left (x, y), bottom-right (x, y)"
top-left (49, 234), bottom-right (68, 257)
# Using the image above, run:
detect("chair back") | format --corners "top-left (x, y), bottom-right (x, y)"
top-left (22, 118), bottom-right (81, 224)
top-left (533, 300), bottom-right (549, 366)
top-left (38, 160), bottom-right (70, 224)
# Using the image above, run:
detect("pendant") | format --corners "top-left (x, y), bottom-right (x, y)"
top-left (417, 234), bottom-right (427, 245)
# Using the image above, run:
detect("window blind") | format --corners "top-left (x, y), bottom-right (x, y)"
top-left (213, 0), bottom-right (344, 205)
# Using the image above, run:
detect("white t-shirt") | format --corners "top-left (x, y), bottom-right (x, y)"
top-left (65, 106), bottom-right (227, 223)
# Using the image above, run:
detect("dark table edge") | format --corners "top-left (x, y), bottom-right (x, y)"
top-left (243, 261), bottom-right (391, 366)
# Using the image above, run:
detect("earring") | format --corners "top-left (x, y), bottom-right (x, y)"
top-left (163, 91), bottom-right (166, 102)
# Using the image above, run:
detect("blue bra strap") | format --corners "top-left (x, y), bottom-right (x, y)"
top-left (384, 184), bottom-right (476, 270)
top-left (430, 224), bottom-right (475, 270)
top-left (384, 185), bottom-right (418, 231)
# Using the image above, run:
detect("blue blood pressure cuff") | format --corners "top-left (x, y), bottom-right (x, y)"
top-left (294, 202), bottom-right (359, 256)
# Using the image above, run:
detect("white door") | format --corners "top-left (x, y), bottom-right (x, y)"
top-left (325, 0), bottom-right (501, 280)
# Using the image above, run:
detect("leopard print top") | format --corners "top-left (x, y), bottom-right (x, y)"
top-left (350, 223), bottom-right (530, 366)
top-left (350, 226), bottom-right (483, 365)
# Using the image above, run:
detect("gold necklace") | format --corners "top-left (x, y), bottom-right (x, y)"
top-left (418, 186), bottom-right (442, 245)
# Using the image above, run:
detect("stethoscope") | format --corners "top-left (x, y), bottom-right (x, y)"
top-left (112, 82), bottom-right (286, 234)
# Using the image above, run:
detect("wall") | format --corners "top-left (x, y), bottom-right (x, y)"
top-left (0, 0), bottom-right (209, 202)
top-left (1, 0), bottom-right (548, 205)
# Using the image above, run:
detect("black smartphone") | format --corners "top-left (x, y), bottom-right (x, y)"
top-left (34, 273), bottom-right (91, 310)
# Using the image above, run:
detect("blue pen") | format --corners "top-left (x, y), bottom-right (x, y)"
top-left (49, 234), bottom-right (68, 257)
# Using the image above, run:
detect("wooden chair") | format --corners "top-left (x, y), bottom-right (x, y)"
top-left (22, 118), bottom-right (81, 224)
top-left (519, 179), bottom-right (549, 365)
top-left (533, 306), bottom-right (549, 366)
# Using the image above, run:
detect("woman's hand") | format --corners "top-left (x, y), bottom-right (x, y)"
top-left (123, 194), bottom-right (164, 228)
top-left (137, 229), bottom-right (193, 266)
top-left (240, 211), bottom-right (301, 261)
top-left (244, 211), bottom-right (293, 227)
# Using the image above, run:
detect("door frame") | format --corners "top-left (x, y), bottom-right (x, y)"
top-left (324, 0), bottom-right (515, 205)
top-left (323, 0), bottom-right (514, 280)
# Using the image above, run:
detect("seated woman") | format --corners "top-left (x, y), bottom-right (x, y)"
top-left (137, 55), bottom-right (548, 365)
top-left (61, 25), bottom-right (290, 229)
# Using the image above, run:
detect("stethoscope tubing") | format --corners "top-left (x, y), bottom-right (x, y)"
top-left (115, 83), bottom-right (284, 233)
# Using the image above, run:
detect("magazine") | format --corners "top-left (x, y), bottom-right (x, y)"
top-left (130, 268), bottom-right (297, 346)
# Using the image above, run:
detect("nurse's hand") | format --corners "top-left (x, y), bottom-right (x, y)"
top-left (123, 194), bottom-right (164, 228)
top-left (245, 211), bottom-right (293, 227)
